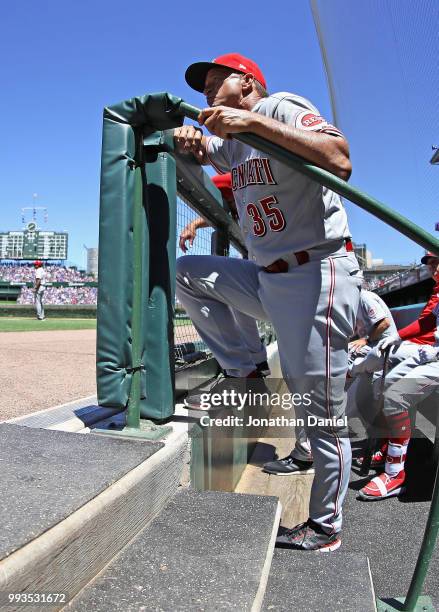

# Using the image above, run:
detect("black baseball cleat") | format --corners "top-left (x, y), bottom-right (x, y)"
top-left (263, 455), bottom-right (314, 475)
top-left (184, 372), bottom-right (270, 411)
top-left (256, 360), bottom-right (271, 377)
top-left (276, 519), bottom-right (341, 552)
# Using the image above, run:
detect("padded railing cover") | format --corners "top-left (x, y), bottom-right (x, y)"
top-left (97, 94), bottom-right (182, 419)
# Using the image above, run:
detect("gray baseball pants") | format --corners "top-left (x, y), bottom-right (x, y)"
top-left (347, 342), bottom-right (423, 422)
top-left (378, 354), bottom-right (439, 416)
top-left (176, 250), bottom-right (361, 534)
top-left (231, 310), bottom-right (267, 367)
top-left (35, 289), bottom-right (45, 320)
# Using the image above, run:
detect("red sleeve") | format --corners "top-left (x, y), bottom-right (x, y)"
top-left (398, 294), bottom-right (438, 340)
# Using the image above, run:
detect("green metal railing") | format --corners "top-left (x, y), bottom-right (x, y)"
top-left (179, 101), bottom-right (439, 257)
top-left (176, 100), bottom-right (439, 612)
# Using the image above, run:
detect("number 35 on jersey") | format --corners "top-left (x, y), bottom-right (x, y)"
top-left (246, 195), bottom-right (286, 237)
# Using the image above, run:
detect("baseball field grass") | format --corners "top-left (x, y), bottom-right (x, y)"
top-left (0, 317), bottom-right (97, 332)
top-left (0, 317), bottom-right (192, 332)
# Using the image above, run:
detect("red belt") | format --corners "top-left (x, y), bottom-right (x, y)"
top-left (263, 239), bottom-right (353, 274)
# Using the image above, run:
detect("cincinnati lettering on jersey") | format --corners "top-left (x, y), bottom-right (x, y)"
top-left (231, 158), bottom-right (277, 191)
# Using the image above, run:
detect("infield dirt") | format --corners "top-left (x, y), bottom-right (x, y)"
top-left (0, 323), bottom-right (201, 421)
top-left (0, 329), bottom-right (97, 421)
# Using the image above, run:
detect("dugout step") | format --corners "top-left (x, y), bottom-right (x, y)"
top-left (0, 422), bottom-right (188, 610)
top-left (8, 395), bottom-right (123, 432)
top-left (262, 549), bottom-right (376, 612)
top-left (67, 489), bottom-right (281, 611)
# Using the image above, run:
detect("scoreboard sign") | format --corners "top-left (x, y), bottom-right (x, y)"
top-left (0, 223), bottom-right (68, 260)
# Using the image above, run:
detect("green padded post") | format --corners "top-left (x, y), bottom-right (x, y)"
top-left (96, 119), bottom-right (137, 410)
top-left (141, 133), bottom-right (177, 420)
top-left (96, 93), bottom-right (188, 438)
top-left (178, 101), bottom-right (439, 257)
top-left (125, 162), bottom-right (144, 429)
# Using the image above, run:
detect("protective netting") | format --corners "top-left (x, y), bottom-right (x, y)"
top-left (310, 0), bottom-right (439, 261)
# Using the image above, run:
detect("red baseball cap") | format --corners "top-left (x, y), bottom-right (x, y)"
top-left (212, 173), bottom-right (233, 202)
top-left (185, 53), bottom-right (267, 93)
top-left (421, 252), bottom-right (439, 264)
top-left (34, 260), bottom-right (43, 267)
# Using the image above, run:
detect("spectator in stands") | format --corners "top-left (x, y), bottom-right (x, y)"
top-left (1, 263), bottom-right (97, 306)
top-left (0, 263), bottom-right (94, 283)
top-left (34, 261), bottom-right (46, 320)
top-left (17, 286), bottom-right (97, 306)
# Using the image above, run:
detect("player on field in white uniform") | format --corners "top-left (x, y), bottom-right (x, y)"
top-left (34, 260), bottom-right (46, 321)
top-left (175, 53), bottom-right (361, 551)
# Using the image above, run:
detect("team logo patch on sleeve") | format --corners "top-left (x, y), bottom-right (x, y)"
top-left (296, 111), bottom-right (326, 130)
top-left (295, 110), bottom-right (344, 137)
top-left (368, 307), bottom-right (376, 317)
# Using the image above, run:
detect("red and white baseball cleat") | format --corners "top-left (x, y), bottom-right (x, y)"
top-left (358, 470), bottom-right (406, 501)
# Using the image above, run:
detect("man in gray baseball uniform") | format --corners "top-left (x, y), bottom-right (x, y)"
top-left (349, 289), bottom-right (397, 360)
top-left (175, 53), bottom-right (361, 551)
top-left (358, 253), bottom-right (439, 498)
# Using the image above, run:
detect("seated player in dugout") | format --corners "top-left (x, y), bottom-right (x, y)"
top-left (350, 255), bottom-right (439, 471)
top-left (179, 172), bottom-right (270, 383)
top-left (357, 252), bottom-right (439, 499)
top-left (175, 52), bottom-right (362, 551)
top-left (263, 287), bottom-right (396, 476)
top-left (349, 252), bottom-right (439, 379)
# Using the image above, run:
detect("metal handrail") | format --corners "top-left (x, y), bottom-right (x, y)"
top-left (178, 101), bottom-right (439, 258)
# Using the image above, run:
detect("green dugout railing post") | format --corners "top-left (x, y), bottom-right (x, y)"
top-left (112, 131), bottom-right (173, 438)
top-left (178, 101), bottom-right (439, 257)
top-left (178, 98), bottom-right (439, 610)
top-left (402, 468), bottom-right (439, 611)
top-left (125, 162), bottom-right (143, 431)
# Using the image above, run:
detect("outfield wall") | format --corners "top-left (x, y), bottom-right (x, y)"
top-left (0, 304), bottom-right (97, 318)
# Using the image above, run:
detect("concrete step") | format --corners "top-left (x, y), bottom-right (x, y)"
top-left (262, 549), bottom-right (376, 612)
top-left (8, 394), bottom-right (122, 432)
top-left (68, 489), bottom-right (281, 612)
top-left (0, 422), bottom-right (188, 610)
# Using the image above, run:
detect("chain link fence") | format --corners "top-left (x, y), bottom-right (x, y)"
top-left (174, 192), bottom-right (275, 372)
